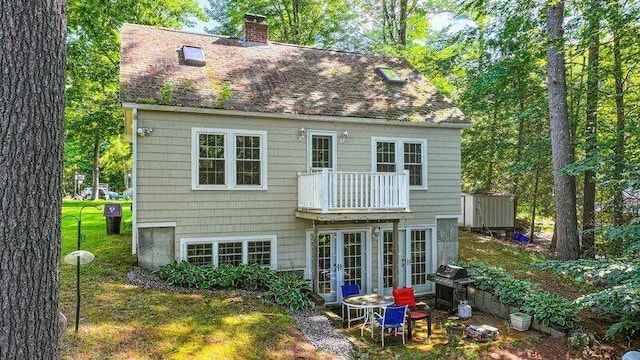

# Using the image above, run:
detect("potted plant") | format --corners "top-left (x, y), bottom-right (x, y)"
top-left (510, 312), bottom-right (532, 331)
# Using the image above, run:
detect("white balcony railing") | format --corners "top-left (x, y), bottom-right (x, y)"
top-left (298, 169), bottom-right (410, 212)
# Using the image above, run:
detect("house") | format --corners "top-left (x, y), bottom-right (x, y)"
top-left (119, 15), bottom-right (471, 304)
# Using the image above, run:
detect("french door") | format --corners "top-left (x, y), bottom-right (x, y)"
top-left (312, 230), bottom-right (369, 303)
top-left (379, 227), bottom-right (434, 295)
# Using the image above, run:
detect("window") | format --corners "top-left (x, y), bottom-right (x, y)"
top-left (376, 67), bottom-right (405, 84)
top-left (182, 45), bottom-right (205, 66)
top-left (371, 137), bottom-right (427, 189)
top-left (192, 128), bottom-right (267, 190)
top-left (182, 235), bottom-right (277, 269)
top-left (218, 242), bottom-right (243, 266)
top-left (307, 131), bottom-right (337, 171)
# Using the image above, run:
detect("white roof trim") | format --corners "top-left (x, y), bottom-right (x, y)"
top-left (121, 102), bottom-right (473, 129)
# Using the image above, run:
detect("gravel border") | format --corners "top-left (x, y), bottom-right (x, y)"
top-left (290, 309), bottom-right (355, 360)
top-left (127, 267), bottom-right (354, 359)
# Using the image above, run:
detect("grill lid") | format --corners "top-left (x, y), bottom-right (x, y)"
top-left (435, 264), bottom-right (469, 279)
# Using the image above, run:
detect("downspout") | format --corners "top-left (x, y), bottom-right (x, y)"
top-left (132, 108), bottom-right (138, 254)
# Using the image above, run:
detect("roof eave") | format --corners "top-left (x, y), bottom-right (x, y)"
top-left (120, 102), bottom-right (473, 129)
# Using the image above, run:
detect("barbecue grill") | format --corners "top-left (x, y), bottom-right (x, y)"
top-left (427, 264), bottom-right (475, 313)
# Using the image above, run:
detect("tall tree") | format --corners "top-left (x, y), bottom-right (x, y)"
top-left (0, 0), bottom-right (66, 358)
top-left (380, 0), bottom-right (418, 48)
top-left (546, 0), bottom-right (580, 259)
top-left (65, 0), bottom-right (205, 199)
top-left (610, 0), bottom-right (626, 227)
top-left (206, 0), bottom-right (356, 47)
top-left (581, 0), bottom-right (601, 255)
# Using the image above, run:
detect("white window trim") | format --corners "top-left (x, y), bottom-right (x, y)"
top-left (180, 235), bottom-right (277, 269)
top-left (306, 130), bottom-right (337, 171)
top-left (370, 136), bottom-right (428, 190)
top-left (191, 127), bottom-right (268, 190)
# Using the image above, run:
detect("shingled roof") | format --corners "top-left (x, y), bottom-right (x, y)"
top-left (120, 23), bottom-right (468, 125)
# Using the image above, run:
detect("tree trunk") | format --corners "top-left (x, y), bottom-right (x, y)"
top-left (513, 95), bottom-right (526, 229)
top-left (612, 1), bottom-right (626, 226)
top-left (398, 0), bottom-right (408, 47)
top-left (92, 140), bottom-right (100, 200)
top-left (546, 0), bottom-right (580, 260)
top-left (582, 0), bottom-right (600, 256)
top-left (530, 166), bottom-right (540, 243)
top-left (0, 0), bottom-right (66, 358)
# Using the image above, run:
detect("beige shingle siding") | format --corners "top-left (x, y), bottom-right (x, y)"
top-left (135, 109), bottom-right (462, 268)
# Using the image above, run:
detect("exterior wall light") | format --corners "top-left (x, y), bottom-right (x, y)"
top-left (137, 127), bottom-right (153, 137)
top-left (299, 127), bottom-right (306, 141)
top-left (340, 130), bottom-right (349, 143)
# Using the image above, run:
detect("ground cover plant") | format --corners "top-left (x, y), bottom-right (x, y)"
top-left (57, 200), bottom-right (329, 359)
top-left (153, 261), bottom-right (313, 310)
top-left (532, 258), bottom-right (640, 339)
top-left (458, 260), bottom-right (581, 329)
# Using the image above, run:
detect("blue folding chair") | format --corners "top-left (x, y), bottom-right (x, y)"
top-left (373, 305), bottom-right (408, 347)
top-left (340, 284), bottom-right (363, 327)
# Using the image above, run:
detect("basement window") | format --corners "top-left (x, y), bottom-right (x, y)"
top-left (182, 45), bottom-right (205, 66)
top-left (376, 67), bottom-right (405, 84)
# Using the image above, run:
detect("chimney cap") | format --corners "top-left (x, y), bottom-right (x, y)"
top-left (244, 13), bottom-right (266, 23)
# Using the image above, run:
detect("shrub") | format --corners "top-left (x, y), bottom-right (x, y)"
top-left (533, 257), bottom-right (640, 338)
top-left (265, 273), bottom-right (312, 311)
top-left (521, 292), bottom-right (580, 329)
top-left (153, 261), bottom-right (312, 311)
top-left (576, 282), bottom-right (640, 339)
top-left (457, 261), bottom-right (508, 291)
top-left (493, 277), bottom-right (540, 307)
top-left (458, 260), bottom-right (579, 329)
top-left (531, 257), bottom-right (639, 287)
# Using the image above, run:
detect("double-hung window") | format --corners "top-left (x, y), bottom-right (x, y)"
top-left (371, 137), bottom-right (428, 189)
top-left (192, 128), bottom-right (267, 190)
top-left (181, 235), bottom-right (277, 269)
top-left (307, 130), bottom-right (337, 171)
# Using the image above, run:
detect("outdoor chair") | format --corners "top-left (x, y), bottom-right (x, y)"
top-left (392, 287), bottom-right (432, 340)
top-left (373, 305), bottom-right (408, 347)
top-left (340, 284), bottom-right (363, 327)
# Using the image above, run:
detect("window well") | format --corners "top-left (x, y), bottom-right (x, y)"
top-left (376, 67), bottom-right (405, 84)
top-left (182, 45), bottom-right (205, 66)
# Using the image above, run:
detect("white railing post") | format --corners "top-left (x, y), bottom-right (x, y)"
top-left (403, 169), bottom-right (410, 210)
top-left (321, 168), bottom-right (329, 212)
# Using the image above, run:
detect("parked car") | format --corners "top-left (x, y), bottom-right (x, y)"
top-left (80, 187), bottom-right (109, 200)
top-left (108, 191), bottom-right (122, 200)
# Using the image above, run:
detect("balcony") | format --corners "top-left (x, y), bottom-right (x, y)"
top-left (297, 170), bottom-right (411, 216)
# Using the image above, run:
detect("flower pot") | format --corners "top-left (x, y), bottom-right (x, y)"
top-left (510, 312), bottom-right (532, 331)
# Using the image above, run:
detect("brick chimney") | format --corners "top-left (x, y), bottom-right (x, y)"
top-left (243, 14), bottom-right (268, 43)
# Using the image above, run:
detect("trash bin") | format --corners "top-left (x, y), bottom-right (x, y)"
top-left (103, 203), bottom-right (122, 235)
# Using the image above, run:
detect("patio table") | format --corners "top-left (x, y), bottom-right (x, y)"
top-left (343, 294), bottom-right (394, 337)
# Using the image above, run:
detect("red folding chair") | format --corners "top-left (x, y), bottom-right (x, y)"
top-left (392, 287), bottom-right (432, 339)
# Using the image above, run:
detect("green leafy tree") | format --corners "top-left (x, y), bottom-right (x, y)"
top-left (99, 135), bottom-right (133, 192)
top-left (206, 0), bottom-right (357, 47)
top-left (65, 0), bottom-right (205, 198)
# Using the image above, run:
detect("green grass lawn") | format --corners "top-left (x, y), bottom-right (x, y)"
top-left (58, 200), bottom-right (322, 360)
top-left (58, 202), bottom-right (592, 359)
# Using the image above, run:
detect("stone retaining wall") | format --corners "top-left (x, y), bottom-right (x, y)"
top-left (466, 286), bottom-right (566, 339)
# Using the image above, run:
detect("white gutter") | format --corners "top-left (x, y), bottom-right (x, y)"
top-left (120, 102), bottom-right (473, 129)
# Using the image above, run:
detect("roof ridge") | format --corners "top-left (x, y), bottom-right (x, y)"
top-left (121, 22), bottom-right (392, 58)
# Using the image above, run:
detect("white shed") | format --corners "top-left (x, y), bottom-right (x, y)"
top-left (459, 193), bottom-right (514, 230)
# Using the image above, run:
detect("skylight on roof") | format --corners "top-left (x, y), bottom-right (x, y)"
top-left (182, 45), bottom-right (205, 66)
top-left (376, 67), bottom-right (405, 84)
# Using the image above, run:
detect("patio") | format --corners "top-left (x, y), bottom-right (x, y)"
top-left (323, 298), bottom-right (565, 359)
